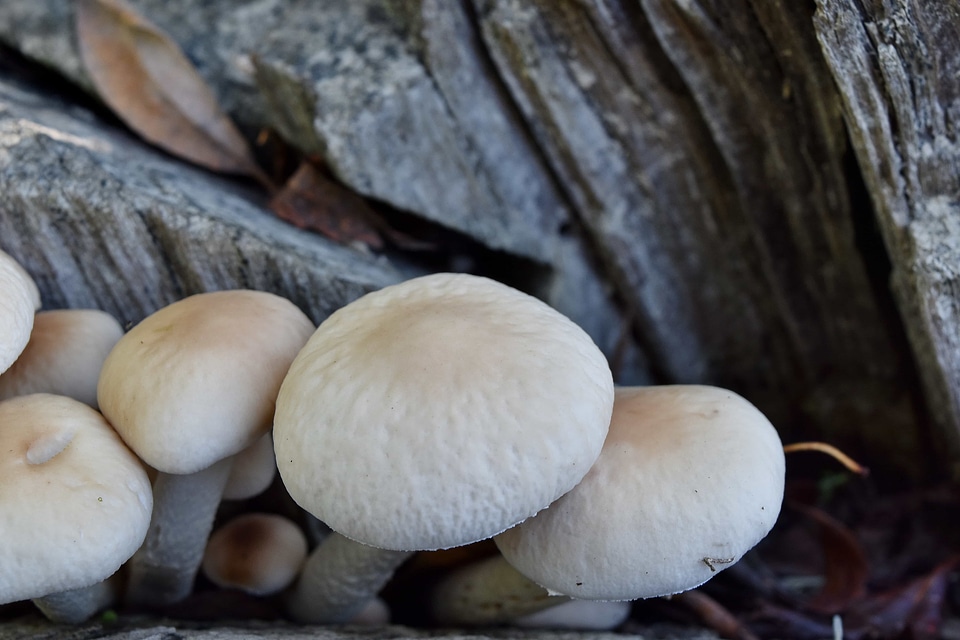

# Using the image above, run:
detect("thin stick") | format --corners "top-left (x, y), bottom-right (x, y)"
top-left (783, 442), bottom-right (869, 476)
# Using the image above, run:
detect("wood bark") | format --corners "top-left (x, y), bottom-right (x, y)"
top-left (814, 0), bottom-right (960, 472)
top-left (1, 1), bottom-right (957, 477)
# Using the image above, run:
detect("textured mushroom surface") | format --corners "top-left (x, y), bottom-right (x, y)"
top-left (0, 394), bottom-right (152, 603)
top-left (496, 385), bottom-right (785, 600)
top-left (0, 249), bottom-right (40, 374)
top-left (98, 289), bottom-right (315, 475)
top-left (274, 273), bottom-right (614, 551)
top-left (0, 309), bottom-right (123, 407)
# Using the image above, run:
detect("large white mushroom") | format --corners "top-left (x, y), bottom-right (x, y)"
top-left (274, 272), bottom-right (614, 623)
top-left (97, 290), bottom-right (315, 606)
top-left (432, 385), bottom-right (785, 624)
top-left (0, 394), bottom-right (153, 623)
top-left (0, 248), bottom-right (41, 374)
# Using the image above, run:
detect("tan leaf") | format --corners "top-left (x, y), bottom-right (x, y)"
top-left (269, 160), bottom-right (435, 251)
top-left (269, 161), bottom-right (386, 249)
top-left (75, 0), bottom-right (267, 183)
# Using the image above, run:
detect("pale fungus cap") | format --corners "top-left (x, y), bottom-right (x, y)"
top-left (274, 273), bottom-right (615, 551)
top-left (222, 433), bottom-right (277, 501)
top-left (0, 394), bottom-right (153, 604)
top-left (0, 249), bottom-right (41, 374)
top-left (97, 290), bottom-right (315, 475)
top-left (201, 512), bottom-right (308, 596)
top-left (495, 385), bottom-right (785, 600)
top-left (0, 309), bottom-right (124, 408)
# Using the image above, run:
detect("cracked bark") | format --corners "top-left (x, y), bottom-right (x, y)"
top-left (1, 1), bottom-right (957, 477)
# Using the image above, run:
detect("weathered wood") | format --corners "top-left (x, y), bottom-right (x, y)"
top-left (0, 72), bottom-right (400, 326)
top-left (0, 614), bottom-right (718, 640)
top-left (814, 0), bottom-right (960, 472)
top-left (473, 0), bottom-right (924, 470)
top-left (1, 0), bottom-right (952, 475)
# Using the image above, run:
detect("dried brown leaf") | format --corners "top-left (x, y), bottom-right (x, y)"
top-left (75, 0), bottom-right (267, 183)
top-left (671, 590), bottom-right (761, 640)
top-left (789, 501), bottom-right (869, 615)
top-left (269, 161), bottom-right (435, 250)
top-left (846, 555), bottom-right (960, 640)
top-left (269, 161), bottom-right (385, 249)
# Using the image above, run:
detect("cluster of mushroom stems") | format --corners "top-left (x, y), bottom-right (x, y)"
top-left (0, 247), bottom-right (786, 628)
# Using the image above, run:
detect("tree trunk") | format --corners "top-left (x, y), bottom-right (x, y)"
top-left (0, 0), bottom-right (957, 480)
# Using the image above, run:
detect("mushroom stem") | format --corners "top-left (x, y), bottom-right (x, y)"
top-left (430, 554), bottom-right (567, 626)
top-left (125, 457), bottom-right (233, 606)
top-left (285, 532), bottom-right (411, 623)
top-left (32, 576), bottom-right (120, 624)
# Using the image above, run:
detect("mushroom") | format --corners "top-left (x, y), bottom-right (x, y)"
top-left (201, 513), bottom-right (308, 596)
top-left (515, 599), bottom-right (631, 630)
top-left (0, 248), bottom-right (41, 374)
top-left (222, 433), bottom-right (276, 502)
top-left (432, 385), bottom-right (785, 624)
top-left (0, 309), bottom-right (124, 407)
top-left (96, 289), bottom-right (315, 606)
top-left (273, 272), bottom-right (614, 623)
top-left (0, 394), bottom-right (153, 623)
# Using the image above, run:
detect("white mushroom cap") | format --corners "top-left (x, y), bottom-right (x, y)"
top-left (0, 394), bottom-right (153, 604)
top-left (0, 309), bottom-right (124, 408)
top-left (222, 433), bottom-right (276, 501)
top-left (495, 385), bottom-right (785, 600)
top-left (515, 599), bottom-right (632, 630)
top-left (274, 273), bottom-right (614, 551)
top-left (0, 249), bottom-right (41, 374)
top-left (201, 513), bottom-right (308, 596)
top-left (97, 290), bottom-right (315, 475)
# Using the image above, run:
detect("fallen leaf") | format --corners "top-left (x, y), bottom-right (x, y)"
top-left (670, 590), bottom-right (762, 640)
top-left (75, 0), bottom-right (268, 184)
top-left (789, 501), bottom-right (869, 615)
top-left (845, 555), bottom-right (960, 640)
top-left (269, 161), bottom-right (433, 250)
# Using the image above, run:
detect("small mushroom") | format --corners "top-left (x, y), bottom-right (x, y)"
top-left (432, 385), bottom-right (785, 624)
top-left (0, 394), bottom-right (152, 623)
top-left (0, 309), bottom-right (124, 407)
top-left (0, 248), bottom-right (41, 374)
top-left (201, 513), bottom-right (308, 596)
top-left (515, 599), bottom-right (631, 630)
top-left (274, 272), bottom-right (614, 623)
top-left (97, 290), bottom-right (314, 606)
top-left (222, 433), bottom-right (276, 502)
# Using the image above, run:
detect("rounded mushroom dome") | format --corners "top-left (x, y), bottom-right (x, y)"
top-left (274, 273), bottom-right (614, 551)
top-left (0, 394), bottom-right (153, 604)
top-left (97, 290), bottom-right (315, 475)
top-left (495, 385), bottom-right (785, 600)
top-left (0, 249), bottom-right (41, 375)
top-left (0, 309), bottom-right (124, 408)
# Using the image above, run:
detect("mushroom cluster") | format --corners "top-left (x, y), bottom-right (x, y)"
top-left (0, 253), bottom-right (786, 630)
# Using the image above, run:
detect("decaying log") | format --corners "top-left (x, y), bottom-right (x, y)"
top-left (1, 1), bottom-right (957, 477)
top-left (814, 0), bottom-right (960, 471)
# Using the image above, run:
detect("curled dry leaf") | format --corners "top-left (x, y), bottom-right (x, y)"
top-left (269, 160), bottom-right (434, 251)
top-left (788, 501), bottom-right (869, 615)
top-left (75, 0), bottom-right (268, 184)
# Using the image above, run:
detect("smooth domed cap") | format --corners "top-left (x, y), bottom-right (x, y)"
top-left (0, 309), bottom-right (124, 408)
top-left (0, 394), bottom-right (153, 604)
top-left (274, 273), bottom-right (614, 551)
top-left (201, 512), bottom-right (308, 596)
top-left (222, 433), bottom-right (276, 501)
top-left (0, 249), bottom-right (41, 374)
top-left (97, 290), bottom-right (315, 475)
top-left (496, 385), bottom-right (785, 600)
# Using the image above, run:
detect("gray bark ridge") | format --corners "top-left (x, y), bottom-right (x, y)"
top-left (815, 0), bottom-right (960, 462)
top-left (0, 73), bottom-right (400, 326)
